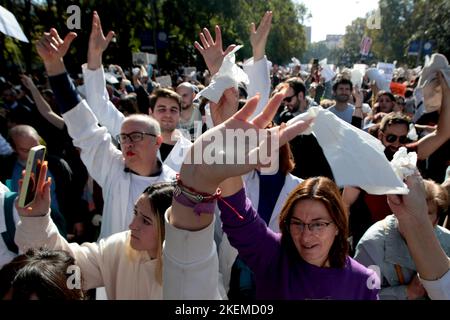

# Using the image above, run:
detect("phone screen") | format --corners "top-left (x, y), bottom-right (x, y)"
top-left (18, 146), bottom-right (46, 208)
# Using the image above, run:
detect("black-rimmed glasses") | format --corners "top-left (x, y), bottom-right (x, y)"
top-left (116, 132), bottom-right (157, 144)
top-left (289, 220), bottom-right (334, 235)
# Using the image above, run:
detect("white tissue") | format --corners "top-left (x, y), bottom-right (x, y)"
top-left (195, 45), bottom-right (249, 103)
top-left (286, 107), bottom-right (408, 195)
top-left (390, 147), bottom-right (417, 181)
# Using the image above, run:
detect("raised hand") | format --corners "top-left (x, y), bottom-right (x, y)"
top-left (387, 173), bottom-right (428, 222)
top-left (36, 28), bottom-right (77, 75)
top-left (88, 11), bottom-right (115, 70)
top-left (194, 25), bottom-right (236, 76)
top-left (250, 11), bottom-right (272, 61)
top-left (20, 74), bottom-right (36, 91)
top-left (15, 162), bottom-right (52, 217)
top-left (180, 89), bottom-right (312, 193)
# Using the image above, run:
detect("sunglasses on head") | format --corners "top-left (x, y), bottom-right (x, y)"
top-left (385, 134), bottom-right (408, 144)
top-left (283, 94), bottom-right (296, 103)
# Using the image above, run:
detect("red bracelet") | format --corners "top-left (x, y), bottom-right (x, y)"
top-left (175, 174), bottom-right (221, 202)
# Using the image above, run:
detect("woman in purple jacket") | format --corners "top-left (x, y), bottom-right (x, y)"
top-left (172, 85), bottom-right (380, 299)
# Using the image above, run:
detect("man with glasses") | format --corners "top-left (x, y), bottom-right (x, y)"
top-left (278, 77), bottom-right (317, 124)
top-left (343, 74), bottom-right (450, 250)
top-left (275, 77), bottom-right (334, 181)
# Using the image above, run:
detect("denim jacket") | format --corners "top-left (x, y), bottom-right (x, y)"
top-left (354, 214), bottom-right (450, 300)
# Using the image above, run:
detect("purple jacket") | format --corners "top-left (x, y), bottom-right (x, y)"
top-left (218, 188), bottom-right (379, 300)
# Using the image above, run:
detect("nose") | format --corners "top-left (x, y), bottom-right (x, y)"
top-left (300, 227), bottom-right (315, 240)
top-left (129, 216), bottom-right (139, 230)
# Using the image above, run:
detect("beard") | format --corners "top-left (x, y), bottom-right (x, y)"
top-left (335, 94), bottom-right (350, 103)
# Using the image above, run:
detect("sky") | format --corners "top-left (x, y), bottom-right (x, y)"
top-left (296, 0), bottom-right (379, 43)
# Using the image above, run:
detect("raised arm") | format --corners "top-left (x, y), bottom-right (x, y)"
top-left (14, 163), bottom-right (105, 290)
top-left (194, 25), bottom-right (236, 77)
top-left (387, 174), bottom-right (450, 299)
top-left (84, 11), bottom-right (123, 137)
top-left (416, 72), bottom-right (450, 160)
top-left (20, 74), bottom-right (64, 130)
top-left (36, 28), bottom-right (125, 187)
top-left (245, 11), bottom-right (272, 120)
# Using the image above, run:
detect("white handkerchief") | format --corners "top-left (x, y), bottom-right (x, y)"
top-left (390, 147), bottom-right (417, 181)
top-left (195, 45), bottom-right (249, 103)
top-left (287, 107), bottom-right (408, 194)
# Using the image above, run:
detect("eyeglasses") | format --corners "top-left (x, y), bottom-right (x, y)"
top-left (116, 132), bottom-right (157, 144)
top-left (385, 134), bottom-right (408, 144)
top-left (289, 220), bottom-right (334, 235)
top-left (283, 94), bottom-right (296, 103)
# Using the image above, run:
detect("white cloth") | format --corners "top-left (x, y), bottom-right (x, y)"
top-left (82, 64), bottom-right (191, 173)
top-left (217, 171), bottom-right (302, 293)
top-left (366, 68), bottom-right (391, 92)
top-left (62, 100), bottom-right (176, 239)
top-left (287, 107), bottom-right (408, 194)
top-left (196, 45), bottom-right (249, 103)
top-left (163, 210), bottom-right (225, 299)
top-left (243, 56), bottom-right (271, 120)
top-left (419, 268), bottom-right (450, 300)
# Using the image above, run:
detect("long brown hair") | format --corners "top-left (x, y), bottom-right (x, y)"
top-left (278, 177), bottom-right (349, 268)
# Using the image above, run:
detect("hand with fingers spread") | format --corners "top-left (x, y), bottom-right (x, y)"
top-left (194, 25), bottom-right (236, 76)
top-left (16, 162), bottom-right (52, 217)
top-left (88, 11), bottom-right (115, 70)
top-left (180, 89), bottom-right (313, 194)
top-left (250, 11), bottom-right (273, 61)
top-left (36, 28), bottom-right (77, 75)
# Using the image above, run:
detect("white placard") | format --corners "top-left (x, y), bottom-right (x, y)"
top-left (155, 75), bottom-right (172, 88)
top-left (376, 62), bottom-right (395, 82)
top-left (132, 52), bottom-right (157, 66)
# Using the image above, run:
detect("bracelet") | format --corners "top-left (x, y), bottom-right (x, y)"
top-left (173, 174), bottom-right (221, 215)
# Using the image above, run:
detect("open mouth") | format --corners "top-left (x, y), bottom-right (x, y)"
top-left (302, 244), bottom-right (318, 250)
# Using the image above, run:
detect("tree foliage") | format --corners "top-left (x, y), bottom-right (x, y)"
top-left (0, 0), bottom-right (309, 75)
top-left (312, 0), bottom-right (449, 67)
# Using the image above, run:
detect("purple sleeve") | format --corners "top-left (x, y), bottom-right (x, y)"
top-left (218, 188), bottom-right (281, 273)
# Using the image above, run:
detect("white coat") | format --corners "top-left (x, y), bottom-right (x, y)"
top-left (82, 64), bottom-right (192, 173)
top-left (62, 101), bottom-right (176, 239)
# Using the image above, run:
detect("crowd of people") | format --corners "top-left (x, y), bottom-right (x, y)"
top-left (0, 10), bottom-right (449, 300)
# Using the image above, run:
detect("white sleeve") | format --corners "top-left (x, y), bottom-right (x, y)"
top-left (419, 268), bottom-right (450, 300)
top-left (82, 64), bottom-right (125, 138)
top-left (163, 210), bottom-right (226, 299)
top-left (243, 56), bottom-right (271, 120)
top-left (15, 213), bottom-right (106, 290)
top-left (62, 100), bottom-right (124, 187)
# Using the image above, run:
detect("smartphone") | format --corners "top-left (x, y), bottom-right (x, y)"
top-left (18, 145), bottom-right (46, 208)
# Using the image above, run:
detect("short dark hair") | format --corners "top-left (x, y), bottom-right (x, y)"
top-left (332, 78), bottom-right (353, 92)
top-left (285, 77), bottom-right (306, 97)
top-left (379, 112), bottom-right (411, 132)
top-left (376, 91), bottom-right (396, 103)
top-left (0, 248), bottom-right (84, 300)
top-left (149, 88), bottom-right (182, 112)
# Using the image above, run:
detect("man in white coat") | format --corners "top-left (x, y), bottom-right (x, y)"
top-left (83, 14), bottom-right (191, 173)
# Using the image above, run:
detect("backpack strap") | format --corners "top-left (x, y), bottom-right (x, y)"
top-left (1, 191), bottom-right (19, 254)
